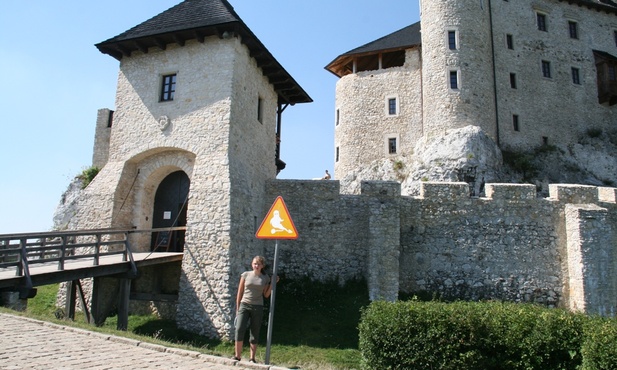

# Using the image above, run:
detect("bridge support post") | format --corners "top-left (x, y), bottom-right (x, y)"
top-left (65, 281), bottom-right (77, 320)
top-left (117, 278), bottom-right (131, 331)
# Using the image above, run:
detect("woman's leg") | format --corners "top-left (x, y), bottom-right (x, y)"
top-left (248, 305), bottom-right (264, 360)
top-left (234, 304), bottom-right (251, 359)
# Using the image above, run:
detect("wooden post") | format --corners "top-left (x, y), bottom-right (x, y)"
top-left (117, 278), bottom-right (131, 331)
top-left (65, 280), bottom-right (77, 320)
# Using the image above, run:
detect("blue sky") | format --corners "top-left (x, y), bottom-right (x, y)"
top-left (0, 1), bottom-right (420, 234)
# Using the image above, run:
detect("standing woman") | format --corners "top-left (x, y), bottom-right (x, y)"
top-left (233, 256), bottom-right (277, 363)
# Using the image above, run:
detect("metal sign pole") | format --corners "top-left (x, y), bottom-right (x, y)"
top-left (264, 240), bottom-right (279, 365)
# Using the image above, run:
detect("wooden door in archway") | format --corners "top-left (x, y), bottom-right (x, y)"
top-left (151, 170), bottom-right (189, 252)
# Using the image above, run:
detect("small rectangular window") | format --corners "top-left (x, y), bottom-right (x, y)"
top-left (449, 70), bottom-right (459, 89)
top-left (513, 114), bottom-right (520, 132)
top-left (568, 21), bottom-right (578, 39)
top-left (257, 97), bottom-right (263, 123)
top-left (510, 73), bottom-right (517, 89)
top-left (506, 34), bottom-right (514, 49)
top-left (388, 138), bottom-right (397, 154)
top-left (448, 30), bottom-right (457, 50)
top-left (336, 147), bottom-right (340, 162)
top-left (537, 13), bottom-right (547, 32)
top-left (571, 67), bottom-right (581, 85)
top-left (336, 109), bottom-right (340, 126)
top-left (542, 60), bottom-right (551, 78)
top-left (160, 74), bottom-right (176, 102)
top-left (388, 98), bottom-right (397, 115)
top-left (614, 30), bottom-right (617, 47)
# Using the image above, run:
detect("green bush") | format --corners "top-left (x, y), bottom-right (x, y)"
top-left (77, 166), bottom-right (100, 189)
top-left (359, 301), bottom-right (585, 370)
top-left (582, 316), bottom-right (617, 370)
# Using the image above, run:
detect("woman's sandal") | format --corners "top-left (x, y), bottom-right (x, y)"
top-left (231, 356), bottom-right (241, 361)
top-left (249, 358), bottom-right (257, 363)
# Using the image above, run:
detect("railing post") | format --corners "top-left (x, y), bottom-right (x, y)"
top-left (59, 235), bottom-right (67, 270)
top-left (19, 238), bottom-right (34, 295)
top-left (94, 233), bottom-right (101, 266)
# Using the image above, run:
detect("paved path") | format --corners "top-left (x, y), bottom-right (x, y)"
top-left (0, 313), bottom-right (287, 370)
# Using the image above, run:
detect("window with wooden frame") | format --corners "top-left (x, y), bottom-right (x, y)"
top-left (537, 13), bottom-right (547, 32)
top-left (160, 74), bottom-right (176, 102)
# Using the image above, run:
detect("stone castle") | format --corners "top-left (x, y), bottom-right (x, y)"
top-left (60, 0), bottom-right (617, 339)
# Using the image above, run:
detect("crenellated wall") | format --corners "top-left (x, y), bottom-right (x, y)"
top-left (263, 180), bottom-right (617, 316)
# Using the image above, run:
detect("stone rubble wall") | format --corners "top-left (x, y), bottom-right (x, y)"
top-left (264, 180), bottom-right (617, 317)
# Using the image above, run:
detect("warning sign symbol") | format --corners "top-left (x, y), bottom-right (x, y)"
top-left (256, 196), bottom-right (298, 239)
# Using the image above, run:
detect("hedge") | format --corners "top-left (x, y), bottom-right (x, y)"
top-left (358, 300), bottom-right (617, 370)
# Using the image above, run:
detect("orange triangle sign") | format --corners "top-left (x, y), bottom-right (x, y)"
top-left (256, 196), bottom-right (298, 239)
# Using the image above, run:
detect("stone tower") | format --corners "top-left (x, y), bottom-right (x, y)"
top-left (420, 0), bottom-right (497, 142)
top-left (70, 0), bottom-right (311, 338)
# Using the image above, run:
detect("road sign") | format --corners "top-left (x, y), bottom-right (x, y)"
top-left (255, 196), bottom-right (298, 239)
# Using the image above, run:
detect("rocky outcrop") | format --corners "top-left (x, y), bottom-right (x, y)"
top-left (339, 125), bottom-right (617, 197)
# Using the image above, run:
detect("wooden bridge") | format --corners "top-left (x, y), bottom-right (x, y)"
top-left (0, 228), bottom-right (184, 330)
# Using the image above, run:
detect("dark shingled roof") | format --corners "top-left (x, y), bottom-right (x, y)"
top-left (570, 0), bottom-right (617, 12)
top-left (96, 0), bottom-right (311, 105)
top-left (325, 22), bottom-right (421, 77)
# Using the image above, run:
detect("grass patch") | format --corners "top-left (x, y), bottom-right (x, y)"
top-left (2, 279), bottom-right (369, 370)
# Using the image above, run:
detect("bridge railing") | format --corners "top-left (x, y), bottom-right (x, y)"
top-left (0, 227), bottom-right (185, 289)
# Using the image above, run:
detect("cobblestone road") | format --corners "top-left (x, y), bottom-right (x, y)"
top-left (0, 313), bottom-right (287, 370)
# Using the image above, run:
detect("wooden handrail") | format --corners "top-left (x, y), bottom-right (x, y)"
top-left (0, 227), bottom-right (185, 279)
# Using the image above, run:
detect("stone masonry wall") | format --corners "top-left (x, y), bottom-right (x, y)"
top-left (265, 180), bottom-right (617, 316)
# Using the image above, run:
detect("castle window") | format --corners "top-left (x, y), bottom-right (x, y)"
top-left (386, 96), bottom-right (399, 116)
top-left (506, 34), bottom-right (514, 49)
top-left (614, 30), bottom-right (617, 47)
top-left (448, 30), bottom-right (457, 50)
top-left (336, 109), bottom-right (340, 126)
top-left (336, 147), bottom-right (340, 162)
top-left (594, 50), bottom-right (617, 105)
top-left (388, 138), bottom-right (397, 154)
top-left (541, 60), bottom-right (551, 78)
top-left (571, 67), bottom-right (581, 85)
top-left (449, 70), bottom-right (459, 89)
top-left (257, 96), bottom-right (263, 123)
top-left (160, 74), bottom-right (176, 102)
top-left (568, 21), bottom-right (578, 39)
top-left (510, 73), bottom-right (517, 89)
top-left (537, 13), bottom-right (547, 32)
top-left (512, 114), bottom-right (520, 132)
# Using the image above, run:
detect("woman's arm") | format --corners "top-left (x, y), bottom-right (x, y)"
top-left (236, 277), bottom-right (245, 311)
top-left (263, 276), bottom-right (279, 298)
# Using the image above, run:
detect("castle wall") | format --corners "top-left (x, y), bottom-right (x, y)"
top-left (334, 49), bottom-right (423, 179)
top-left (266, 180), bottom-right (617, 315)
top-left (491, 0), bottom-right (617, 150)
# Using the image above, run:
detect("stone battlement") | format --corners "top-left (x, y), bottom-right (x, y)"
top-left (265, 179), bottom-right (617, 316)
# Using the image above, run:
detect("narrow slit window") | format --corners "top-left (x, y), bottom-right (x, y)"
top-left (160, 74), bottom-right (176, 102)
top-left (336, 109), bottom-right (340, 126)
top-left (506, 34), bottom-right (514, 49)
top-left (388, 98), bottom-right (397, 115)
top-left (571, 67), bottom-right (581, 85)
top-left (542, 60), bottom-right (551, 78)
top-left (614, 30), bottom-right (617, 47)
top-left (449, 70), bottom-right (459, 89)
top-left (568, 21), bottom-right (578, 39)
top-left (388, 138), bottom-right (397, 154)
top-left (336, 147), bottom-right (340, 162)
top-left (510, 73), bottom-right (517, 88)
top-left (512, 114), bottom-right (520, 132)
top-left (537, 13), bottom-right (547, 32)
top-left (448, 30), bottom-right (457, 50)
top-left (257, 97), bottom-right (263, 123)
